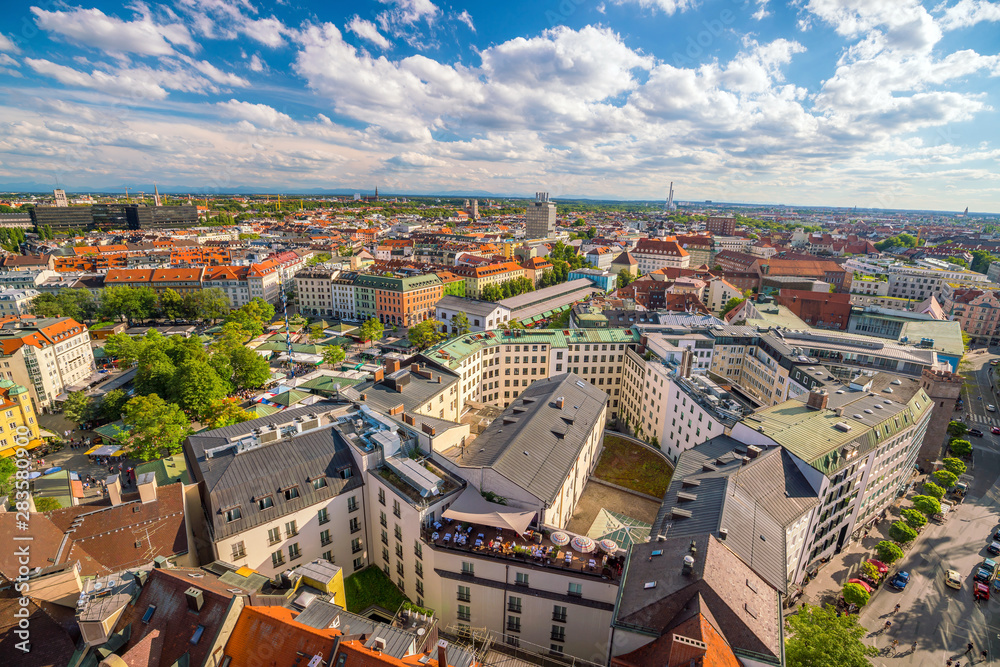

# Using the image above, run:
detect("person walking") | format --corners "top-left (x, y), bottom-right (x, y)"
top-left (894, 603), bottom-right (900, 614)
top-left (967, 642), bottom-right (975, 655)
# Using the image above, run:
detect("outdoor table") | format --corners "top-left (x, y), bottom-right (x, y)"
top-left (444, 533), bottom-right (451, 542)
top-left (432, 532), bottom-right (439, 540)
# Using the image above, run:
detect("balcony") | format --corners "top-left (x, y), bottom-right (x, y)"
top-left (508, 603), bottom-right (522, 614)
top-left (507, 623), bottom-right (521, 633)
top-left (552, 613), bottom-right (567, 623)
top-left (320, 537), bottom-right (332, 547)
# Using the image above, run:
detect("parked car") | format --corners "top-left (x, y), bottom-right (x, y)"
top-left (945, 569), bottom-right (962, 589)
top-left (868, 559), bottom-right (889, 574)
top-left (989, 542), bottom-right (1000, 556)
top-left (992, 427), bottom-right (1000, 435)
top-left (975, 581), bottom-right (990, 600)
top-left (989, 404), bottom-right (996, 412)
top-left (993, 528), bottom-right (1000, 541)
top-left (991, 359), bottom-right (998, 366)
top-left (889, 571), bottom-right (910, 590)
top-left (975, 566), bottom-right (993, 583)
top-left (970, 429), bottom-right (984, 437)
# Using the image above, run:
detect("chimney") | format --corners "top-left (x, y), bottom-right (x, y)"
top-left (411, 364), bottom-right (420, 373)
top-left (389, 403), bottom-right (404, 416)
top-left (106, 474), bottom-right (123, 506)
top-left (682, 554), bottom-right (695, 575)
top-left (374, 368), bottom-right (384, 382)
top-left (386, 358), bottom-right (401, 374)
top-left (372, 637), bottom-right (387, 653)
top-left (136, 472), bottom-right (157, 504)
top-left (746, 445), bottom-right (762, 460)
top-left (422, 423), bottom-right (436, 436)
top-left (360, 393), bottom-right (366, 401)
top-left (806, 388), bottom-right (829, 410)
top-left (437, 640), bottom-right (449, 667)
top-left (555, 396), bottom-right (565, 409)
top-left (185, 587), bottom-right (204, 612)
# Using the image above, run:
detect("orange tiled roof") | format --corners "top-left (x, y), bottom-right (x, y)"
top-left (224, 606), bottom-right (340, 667)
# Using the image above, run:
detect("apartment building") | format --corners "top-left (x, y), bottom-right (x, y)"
top-left (247, 260), bottom-right (282, 303)
top-left (352, 274), bottom-right (444, 327)
top-left (435, 295), bottom-right (511, 333)
top-left (0, 318), bottom-right (95, 411)
top-left (203, 266), bottom-right (252, 308)
top-left (0, 378), bottom-right (42, 456)
top-left (704, 215), bottom-right (736, 236)
top-left (295, 268), bottom-right (336, 317)
top-left (332, 271), bottom-right (359, 320)
top-left (0, 288), bottom-right (39, 317)
top-left (887, 265), bottom-right (991, 300)
top-left (452, 262), bottom-right (526, 299)
top-left (104, 267), bottom-right (206, 294)
top-left (850, 275), bottom-right (890, 297)
top-left (416, 328), bottom-right (642, 419)
top-left (632, 238), bottom-right (691, 273)
top-left (941, 288), bottom-right (1000, 344)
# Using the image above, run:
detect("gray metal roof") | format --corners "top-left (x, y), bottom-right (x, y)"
top-left (652, 436), bottom-right (820, 594)
top-left (295, 601), bottom-right (415, 659)
top-left (186, 403), bottom-right (343, 461)
top-left (341, 366), bottom-right (458, 415)
top-left (434, 295), bottom-right (506, 317)
top-left (445, 373), bottom-right (608, 504)
top-left (189, 424), bottom-right (363, 540)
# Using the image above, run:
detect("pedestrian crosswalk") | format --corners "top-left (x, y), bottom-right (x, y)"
top-left (967, 414), bottom-right (1000, 426)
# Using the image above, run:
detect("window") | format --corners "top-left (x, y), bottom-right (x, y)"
top-left (393, 499), bottom-right (401, 518)
top-left (284, 487), bottom-right (300, 501)
top-left (396, 544), bottom-right (404, 559)
top-left (224, 507), bottom-right (241, 522)
top-left (415, 561), bottom-right (423, 578)
top-left (550, 644), bottom-right (564, 655)
top-left (394, 525), bottom-right (403, 541)
top-left (285, 520), bottom-right (298, 537)
top-left (507, 615), bottom-right (521, 632)
top-left (268, 527), bottom-right (281, 545)
top-left (288, 543), bottom-right (301, 560)
top-left (380, 511), bottom-right (387, 527)
top-left (322, 550), bottom-right (333, 562)
top-left (381, 530), bottom-right (388, 545)
top-left (348, 496), bottom-right (358, 512)
top-left (318, 508), bottom-right (329, 525)
top-left (508, 596), bottom-right (522, 613)
top-left (271, 550), bottom-right (284, 567)
top-left (382, 547), bottom-right (390, 562)
top-left (378, 488), bottom-right (385, 505)
top-left (350, 517), bottom-right (361, 533)
top-left (568, 582), bottom-right (582, 597)
top-left (351, 538), bottom-right (362, 553)
top-left (231, 542), bottom-right (246, 559)
top-left (414, 541), bottom-right (423, 559)
top-left (551, 625), bottom-right (566, 642)
top-left (320, 529), bottom-right (332, 546)
top-left (552, 605), bottom-right (567, 622)
top-left (515, 572), bottom-right (529, 586)
top-left (458, 585), bottom-right (470, 602)
top-left (141, 605), bottom-right (156, 624)
top-left (353, 557), bottom-right (363, 571)
top-left (257, 496), bottom-right (274, 511)
top-left (461, 562), bottom-right (474, 576)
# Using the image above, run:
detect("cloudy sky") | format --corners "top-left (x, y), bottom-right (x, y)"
top-left (0, 0), bottom-right (998, 210)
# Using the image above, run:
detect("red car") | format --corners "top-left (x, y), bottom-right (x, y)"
top-left (991, 427), bottom-right (1000, 435)
top-left (868, 559), bottom-right (889, 574)
top-left (975, 581), bottom-right (990, 601)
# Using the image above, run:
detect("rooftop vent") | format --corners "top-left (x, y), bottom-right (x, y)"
top-left (853, 414), bottom-right (864, 420)
top-left (644, 581), bottom-right (657, 589)
top-left (834, 422), bottom-right (852, 432)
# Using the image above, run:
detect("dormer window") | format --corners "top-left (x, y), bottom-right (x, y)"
top-left (257, 496), bottom-right (274, 511)
top-left (224, 507), bottom-right (242, 522)
top-left (284, 487), bottom-right (300, 501)
top-left (312, 477), bottom-right (328, 490)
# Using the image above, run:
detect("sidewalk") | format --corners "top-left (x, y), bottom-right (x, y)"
top-left (787, 474), bottom-right (927, 614)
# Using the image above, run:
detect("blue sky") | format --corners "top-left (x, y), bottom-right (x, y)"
top-left (0, 0), bottom-right (999, 210)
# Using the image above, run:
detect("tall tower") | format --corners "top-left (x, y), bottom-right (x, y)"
top-left (53, 189), bottom-right (68, 207)
top-left (918, 369), bottom-right (964, 467)
top-left (525, 192), bottom-right (557, 239)
top-left (153, 183), bottom-right (162, 207)
top-left (666, 182), bottom-right (675, 211)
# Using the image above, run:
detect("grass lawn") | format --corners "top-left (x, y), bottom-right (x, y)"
top-left (344, 566), bottom-right (410, 615)
top-left (593, 435), bottom-right (673, 498)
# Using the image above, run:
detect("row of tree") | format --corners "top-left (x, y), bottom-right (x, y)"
top-left (0, 227), bottom-right (26, 252)
top-left (32, 285), bottom-right (233, 326)
top-left (480, 276), bottom-right (535, 302)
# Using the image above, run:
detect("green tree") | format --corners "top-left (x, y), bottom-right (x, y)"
top-left (945, 256), bottom-right (968, 268)
top-left (911, 495), bottom-right (941, 517)
top-left (183, 288), bottom-right (230, 322)
top-left (947, 421), bottom-right (969, 438)
top-left (784, 604), bottom-right (877, 667)
top-left (889, 520), bottom-right (918, 544)
top-left (309, 322), bottom-right (327, 340)
top-left (950, 439), bottom-right (972, 457)
top-left (34, 497), bottom-right (61, 512)
top-left (942, 457), bottom-right (967, 477)
top-left (201, 398), bottom-right (253, 429)
top-left (359, 317), bottom-right (384, 348)
top-left (408, 319), bottom-right (445, 349)
top-left (227, 346), bottom-right (270, 389)
top-left (103, 333), bottom-right (140, 365)
top-left (876, 540), bottom-right (904, 564)
top-left (0, 457), bottom-right (16, 496)
top-left (842, 582), bottom-right (871, 608)
top-left (158, 288), bottom-right (184, 321)
top-left (225, 298), bottom-right (276, 338)
top-left (616, 269), bottom-right (635, 289)
top-left (322, 345), bottom-right (346, 367)
top-left (99, 389), bottom-right (129, 422)
top-left (720, 297), bottom-right (745, 317)
top-left (174, 358), bottom-right (230, 418)
top-left (62, 391), bottom-right (93, 424)
top-left (922, 480), bottom-right (945, 500)
top-left (933, 469), bottom-right (958, 488)
top-left (134, 347), bottom-right (176, 397)
top-left (859, 561), bottom-right (881, 581)
top-left (121, 394), bottom-right (192, 461)
top-left (900, 508), bottom-right (928, 530)
top-left (452, 312), bottom-right (471, 335)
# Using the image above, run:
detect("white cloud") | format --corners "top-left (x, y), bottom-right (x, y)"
top-left (752, 0), bottom-right (771, 20)
top-left (347, 16), bottom-right (392, 49)
top-left (803, 0), bottom-right (941, 51)
top-left (31, 6), bottom-right (196, 56)
top-left (612, 0), bottom-right (696, 15)
top-left (217, 99), bottom-right (293, 128)
top-left (597, 3), bottom-right (607, 13)
top-left (0, 54), bottom-right (18, 67)
top-left (457, 10), bottom-right (475, 32)
top-left (242, 17), bottom-right (288, 47)
top-left (0, 34), bottom-right (21, 54)
top-left (377, 0), bottom-right (440, 26)
top-left (938, 0), bottom-right (1000, 29)
top-left (25, 58), bottom-right (168, 99)
top-left (249, 54), bottom-right (265, 72)
top-left (185, 58), bottom-right (249, 86)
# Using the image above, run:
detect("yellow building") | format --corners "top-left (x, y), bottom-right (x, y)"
top-left (0, 378), bottom-right (43, 457)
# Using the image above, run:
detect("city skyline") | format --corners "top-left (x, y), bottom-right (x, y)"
top-left (0, 0), bottom-right (999, 210)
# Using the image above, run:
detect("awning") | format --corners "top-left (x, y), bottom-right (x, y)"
top-left (442, 487), bottom-right (536, 535)
top-left (90, 445), bottom-right (118, 457)
top-left (84, 445), bottom-right (101, 455)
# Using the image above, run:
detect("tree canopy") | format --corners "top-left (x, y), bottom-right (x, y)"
top-left (950, 439), bottom-right (972, 457)
top-left (922, 480), bottom-right (945, 500)
top-left (359, 318), bottom-right (384, 346)
top-left (784, 604), bottom-right (878, 667)
top-left (408, 319), bottom-right (446, 349)
top-left (911, 495), bottom-right (941, 517)
top-left (875, 540), bottom-right (904, 564)
top-left (121, 394), bottom-right (192, 461)
top-left (947, 421), bottom-right (969, 438)
top-left (452, 312), bottom-right (471, 335)
top-left (322, 345), bottom-right (346, 367)
top-left (842, 582), bottom-right (871, 608)
top-left (62, 391), bottom-right (94, 424)
top-left (889, 520), bottom-right (918, 544)
top-left (942, 457), bottom-right (967, 477)
top-left (933, 469), bottom-right (958, 488)
top-left (900, 508), bottom-right (927, 530)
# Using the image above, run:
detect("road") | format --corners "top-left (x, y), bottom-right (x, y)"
top-left (859, 349), bottom-right (1000, 665)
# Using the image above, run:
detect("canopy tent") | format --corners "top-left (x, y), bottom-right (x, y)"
top-left (442, 486), bottom-right (536, 535)
top-left (586, 508), bottom-right (651, 550)
top-left (89, 445), bottom-right (118, 457)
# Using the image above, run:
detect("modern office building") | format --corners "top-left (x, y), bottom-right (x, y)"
top-left (525, 192), bottom-right (557, 239)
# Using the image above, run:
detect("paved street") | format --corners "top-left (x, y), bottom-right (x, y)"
top-left (856, 350), bottom-right (1000, 666)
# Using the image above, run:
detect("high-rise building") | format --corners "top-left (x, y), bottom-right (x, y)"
top-left (525, 191), bottom-right (556, 239)
top-left (665, 181), bottom-right (675, 211)
top-left (53, 189), bottom-right (68, 207)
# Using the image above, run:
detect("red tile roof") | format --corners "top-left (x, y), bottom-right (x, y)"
top-left (0, 584), bottom-right (76, 667)
top-left (224, 606), bottom-right (340, 667)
